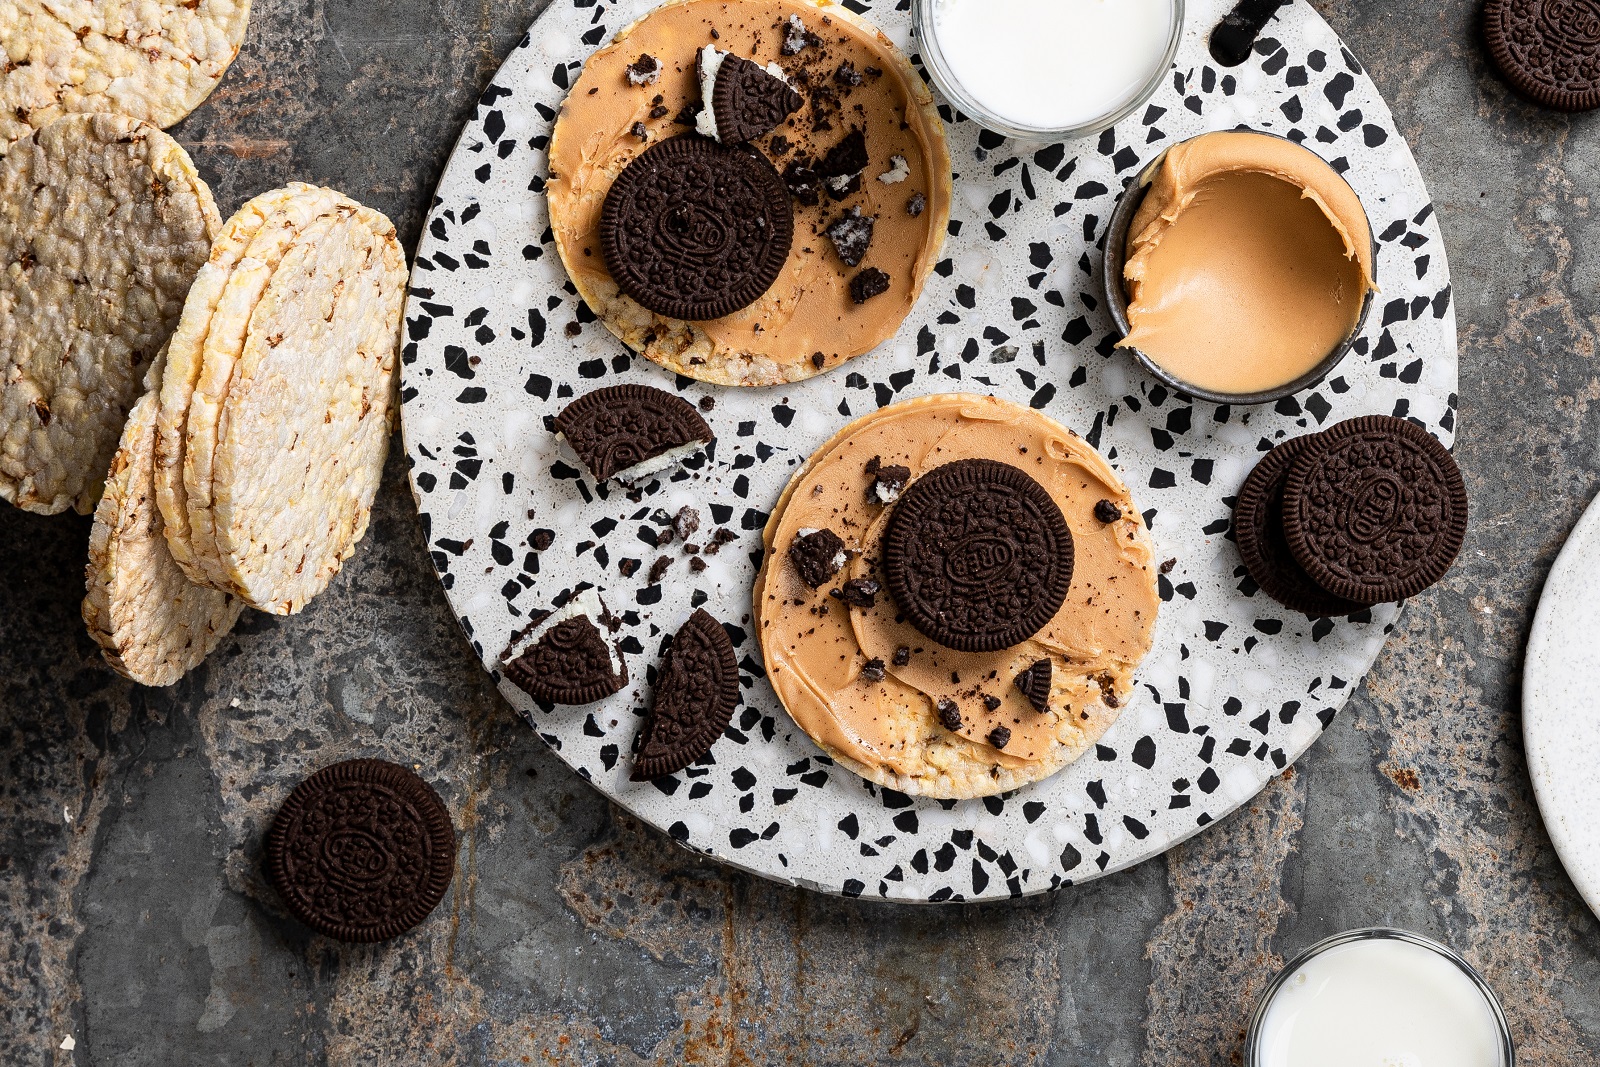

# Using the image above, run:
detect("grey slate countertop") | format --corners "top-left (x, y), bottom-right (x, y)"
top-left (3, 0), bottom-right (1600, 1063)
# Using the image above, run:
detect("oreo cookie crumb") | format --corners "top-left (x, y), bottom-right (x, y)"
top-left (907, 192), bottom-right (927, 217)
top-left (834, 61), bottom-right (863, 87)
top-left (860, 657), bottom-right (886, 682)
top-left (672, 101), bottom-right (703, 125)
top-left (698, 396), bottom-right (715, 412)
top-left (982, 694), bottom-right (1002, 712)
top-left (783, 158), bottom-right (822, 205)
top-left (832, 577), bottom-right (880, 608)
top-left (769, 134), bottom-right (792, 155)
top-left (705, 528), bottom-right (738, 554)
top-left (825, 206), bottom-right (876, 267)
top-left (937, 699), bottom-right (962, 732)
top-left (850, 268), bottom-right (891, 304)
top-left (630, 121), bottom-right (649, 140)
top-left (812, 351), bottom-right (826, 369)
top-left (1096, 673), bottom-right (1120, 709)
top-left (789, 528), bottom-right (847, 587)
top-left (689, 557), bottom-right (707, 573)
top-left (987, 726), bottom-right (1012, 750)
top-left (892, 646), bottom-right (911, 666)
top-left (649, 104), bottom-right (669, 119)
top-left (1094, 499), bottom-right (1122, 524)
top-left (648, 556), bottom-right (671, 584)
top-left (1160, 557), bottom-right (1177, 574)
top-left (673, 506), bottom-right (701, 542)
top-left (565, 321), bottom-right (582, 337)
top-left (782, 13), bottom-right (821, 55)
top-left (626, 54), bottom-right (661, 86)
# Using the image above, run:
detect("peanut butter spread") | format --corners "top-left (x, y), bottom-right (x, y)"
top-left (547, 0), bottom-right (951, 386)
top-left (755, 394), bottom-right (1159, 799)
top-left (1119, 130), bottom-right (1377, 397)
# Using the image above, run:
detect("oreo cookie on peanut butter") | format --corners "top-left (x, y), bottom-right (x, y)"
top-left (632, 608), bottom-right (739, 780)
top-left (599, 135), bottom-right (794, 321)
top-left (265, 759), bottom-right (456, 943)
top-left (883, 459), bottom-right (1074, 652)
top-left (700, 49), bottom-right (804, 144)
top-left (553, 383), bottom-right (712, 483)
top-left (1484, 0), bottom-right (1600, 112)
top-left (1234, 434), bottom-right (1365, 619)
top-left (1281, 416), bottom-right (1467, 605)
top-left (502, 590), bottom-right (628, 706)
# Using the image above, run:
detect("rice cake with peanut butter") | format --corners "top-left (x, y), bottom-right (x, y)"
top-left (755, 394), bottom-right (1160, 800)
top-left (547, 0), bottom-right (951, 386)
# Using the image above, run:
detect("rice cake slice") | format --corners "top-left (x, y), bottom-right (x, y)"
top-left (155, 184), bottom-right (330, 578)
top-left (181, 190), bottom-right (356, 588)
top-left (0, 113), bottom-right (220, 515)
top-left (206, 205), bottom-right (406, 614)
top-left (83, 347), bottom-right (245, 687)
top-left (1, 0), bottom-right (252, 146)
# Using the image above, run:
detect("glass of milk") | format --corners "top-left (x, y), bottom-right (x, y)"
top-left (913, 0), bottom-right (1184, 141)
top-left (1245, 928), bottom-right (1515, 1067)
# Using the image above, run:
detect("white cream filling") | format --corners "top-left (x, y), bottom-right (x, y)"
top-left (878, 155), bottom-right (911, 184)
top-left (554, 433), bottom-right (708, 485)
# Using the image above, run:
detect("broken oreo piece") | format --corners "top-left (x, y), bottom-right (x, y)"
top-left (906, 192), bottom-right (927, 217)
top-left (860, 657), bottom-right (887, 682)
top-left (936, 698), bottom-right (962, 732)
top-left (987, 726), bottom-right (1012, 750)
top-left (600, 135), bottom-right (794, 321)
top-left (869, 461), bottom-right (910, 504)
top-left (696, 48), bottom-right (804, 144)
top-left (553, 383), bottom-right (713, 483)
top-left (850, 267), bottom-right (891, 304)
top-left (883, 459), bottom-right (1073, 652)
top-left (825, 206), bottom-right (876, 267)
top-left (831, 577), bottom-right (880, 609)
top-left (1014, 658), bottom-right (1052, 714)
top-left (781, 13), bottom-right (821, 55)
top-left (265, 759), bottom-right (456, 943)
top-left (631, 609), bottom-right (739, 780)
top-left (626, 54), bottom-right (661, 87)
top-left (1093, 499), bottom-right (1123, 524)
top-left (789, 527), bottom-right (847, 588)
top-left (502, 589), bottom-right (628, 706)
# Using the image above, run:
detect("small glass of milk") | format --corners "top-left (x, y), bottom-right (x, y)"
top-left (1245, 928), bottom-right (1515, 1067)
top-left (913, 0), bottom-right (1184, 141)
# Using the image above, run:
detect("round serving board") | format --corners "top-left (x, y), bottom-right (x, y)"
top-left (402, 0), bottom-right (1457, 901)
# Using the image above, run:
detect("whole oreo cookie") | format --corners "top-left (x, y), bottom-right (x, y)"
top-left (265, 759), bottom-right (456, 943)
top-left (1282, 416), bottom-right (1468, 605)
top-left (553, 383), bottom-right (713, 483)
top-left (1484, 0), bottom-right (1600, 111)
top-left (1234, 435), bottom-right (1365, 618)
top-left (632, 609), bottom-right (739, 780)
top-left (600, 135), bottom-right (794, 321)
top-left (883, 459), bottom-right (1074, 653)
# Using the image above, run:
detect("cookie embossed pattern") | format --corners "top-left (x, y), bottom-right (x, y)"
top-left (402, 0), bottom-right (1458, 901)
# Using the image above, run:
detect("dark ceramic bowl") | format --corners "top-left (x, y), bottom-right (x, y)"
top-left (1101, 132), bottom-right (1379, 406)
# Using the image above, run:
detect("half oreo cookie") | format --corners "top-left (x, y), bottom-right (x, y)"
top-left (502, 589), bottom-right (628, 706)
top-left (600, 135), bottom-right (794, 321)
top-left (695, 47), bottom-right (804, 144)
top-left (1282, 416), bottom-right (1468, 605)
top-left (1484, 0), bottom-right (1600, 112)
top-left (631, 608), bottom-right (739, 781)
top-left (1234, 434), bottom-right (1364, 618)
top-left (553, 383), bottom-right (713, 484)
top-left (883, 459), bottom-right (1074, 653)
top-left (265, 759), bottom-right (456, 943)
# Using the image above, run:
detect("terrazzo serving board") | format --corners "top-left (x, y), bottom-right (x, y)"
top-left (1524, 492), bottom-right (1600, 923)
top-left (400, 0), bottom-right (1458, 901)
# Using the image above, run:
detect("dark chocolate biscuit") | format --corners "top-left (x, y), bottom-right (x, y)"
top-left (553, 383), bottom-right (712, 482)
top-left (883, 459), bottom-right (1074, 652)
top-left (789, 527), bottom-right (846, 587)
top-left (632, 609), bottom-right (739, 780)
top-left (503, 601), bottom-right (628, 705)
top-left (265, 759), bottom-right (456, 943)
top-left (1484, 0), bottom-right (1600, 112)
top-left (711, 52), bottom-right (804, 144)
top-left (1282, 416), bottom-right (1468, 605)
top-left (600, 136), bottom-right (794, 321)
top-left (1234, 434), bottom-right (1365, 618)
top-left (1015, 658), bottom-right (1053, 714)
top-left (824, 207), bottom-right (875, 267)
top-left (850, 268), bottom-right (891, 304)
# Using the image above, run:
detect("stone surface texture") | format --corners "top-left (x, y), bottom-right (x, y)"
top-left (2, 0), bottom-right (1599, 1063)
